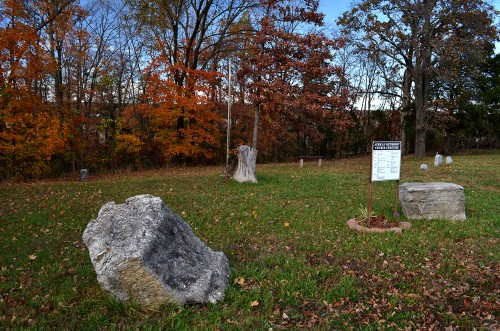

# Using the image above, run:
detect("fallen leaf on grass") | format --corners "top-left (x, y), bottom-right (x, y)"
top-left (250, 300), bottom-right (259, 307)
top-left (29, 255), bottom-right (37, 261)
top-left (234, 277), bottom-right (245, 286)
top-left (284, 222), bottom-right (290, 227)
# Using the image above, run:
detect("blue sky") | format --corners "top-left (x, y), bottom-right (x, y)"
top-left (318, 0), bottom-right (500, 27)
top-left (318, 0), bottom-right (500, 51)
top-left (318, 0), bottom-right (352, 26)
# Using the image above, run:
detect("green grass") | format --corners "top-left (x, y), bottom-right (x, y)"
top-left (1, 151), bottom-right (499, 330)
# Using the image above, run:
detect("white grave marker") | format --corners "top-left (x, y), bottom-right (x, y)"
top-left (434, 153), bottom-right (443, 167)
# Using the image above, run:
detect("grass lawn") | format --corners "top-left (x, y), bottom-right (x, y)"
top-left (1, 151), bottom-right (499, 330)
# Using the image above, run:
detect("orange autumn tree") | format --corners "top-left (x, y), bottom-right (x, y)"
top-left (124, 0), bottom-right (254, 164)
top-left (0, 0), bottom-right (68, 178)
top-left (143, 61), bottom-right (222, 162)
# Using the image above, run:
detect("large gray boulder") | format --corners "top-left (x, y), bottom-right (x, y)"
top-left (399, 182), bottom-right (466, 221)
top-left (82, 194), bottom-right (230, 308)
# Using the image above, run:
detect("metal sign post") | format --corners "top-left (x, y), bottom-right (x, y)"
top-left (225, 61), bottom-right (231, 177)
top-left (368, 154), bottom-right (374, 226)
top-left (395, 180), bottom-right (400, 216)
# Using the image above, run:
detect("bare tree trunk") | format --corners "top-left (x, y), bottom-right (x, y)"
top-left (414, 0), bottom-right (433, 158)
top-left (414, 70), bottom-right (429, 158)
top-left (252, 105), bottom-right (260, 150)
top-left (233, 145), bottom-right (257, 183)
top-left (401, 68), bottom-right (412, 155)
top-left (234, 104), bottom-right (260, 183)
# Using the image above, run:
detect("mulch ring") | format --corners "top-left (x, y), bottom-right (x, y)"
top-left (347, 215), bottom-right (411, 234)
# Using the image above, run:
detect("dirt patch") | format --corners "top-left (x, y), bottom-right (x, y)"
top-left (357, 215), bottom-right (400, 228)
top-left (479, 185), bottom-right (499, 192)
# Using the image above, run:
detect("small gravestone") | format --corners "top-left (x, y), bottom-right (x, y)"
top-left (434, 153), bottom-right (443, 167)
top-left (399, 182), bottom-right (466, 221)
top-left (299, 159), bottom-right (304, 167)
top-left (446, 156), bottom-right (453, 165)
top-left (80, 169), bottom-right (89, 181)
top-left (82, 195), bottom-right (230, 308)
top-left (318, 159), bottom-right (322, 167)
top-left (420, 164), bottom-right (428, 170)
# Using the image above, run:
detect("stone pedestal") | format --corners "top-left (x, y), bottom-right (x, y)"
top-left (399, 182), bottom-right (466, 221)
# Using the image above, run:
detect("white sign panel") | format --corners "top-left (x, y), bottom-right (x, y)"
top-left (371, 141), bottom-right (401, 182)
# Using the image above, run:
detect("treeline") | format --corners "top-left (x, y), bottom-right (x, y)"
top-left (1, 0), bottom-right (498, 179)
top-left (337, 0), bottom-right (499, 157)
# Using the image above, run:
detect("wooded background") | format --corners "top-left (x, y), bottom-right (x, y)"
top-left (1, 0), bottom-right (498, 178)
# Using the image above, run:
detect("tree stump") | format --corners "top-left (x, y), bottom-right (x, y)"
top-left (233, 145), bottom-right (257, 183)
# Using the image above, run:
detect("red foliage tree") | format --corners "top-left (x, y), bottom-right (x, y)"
top-left (234, 0), bottom-right (351, 160)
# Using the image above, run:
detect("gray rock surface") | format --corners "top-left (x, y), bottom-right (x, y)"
top-left (82, 194), bottom-right (230, 308)
top-left (399, 182), bottom-right (466, 221)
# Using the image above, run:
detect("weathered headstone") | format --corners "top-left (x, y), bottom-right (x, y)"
top-left (434, 153), bottom-right (443, 167)
top-left (420, 164), bottom-right (428, 170)
top-left (399, 182), bottom-right (466, 221)
top-left (82, 194), bottom-right (230, 308)
top-left (318, 159), bottom-right (322, 167)
top-left (299, 159), bottom-right (304, 167)
top-left (80, 169), bottom-right (89, 181)
top-left (446, 156), bottom-right (453, 165)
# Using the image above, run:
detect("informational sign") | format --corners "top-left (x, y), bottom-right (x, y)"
top-left (371, 141), bottom-right (401, 182)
